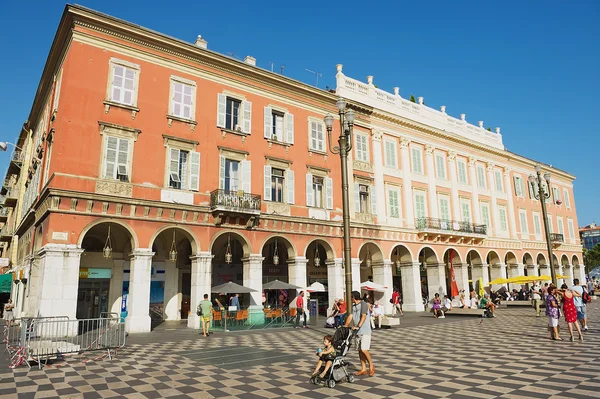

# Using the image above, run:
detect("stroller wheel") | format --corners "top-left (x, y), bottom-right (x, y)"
top-left (309, 377), bottom-right (316, 384)
top-left (327, 379), bottom-right (336, 388)
top-left (347, 374), bottom-right (355, 383)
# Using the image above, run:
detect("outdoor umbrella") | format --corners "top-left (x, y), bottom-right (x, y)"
top-left (488, 277), bottom-right (510, 285)
top-left (211, 281), bottom-right (258, 294)
top-left (307, 282), bottom-right (327, 292)
top-left (262, 280), bottom-right (303, 290)
top-left (360, 281), bottom-right (387, 292)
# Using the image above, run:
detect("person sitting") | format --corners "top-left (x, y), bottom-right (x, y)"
top-left (479, 293), bottom-right (497, 317)
top-left (469, 291), bottom-right (479, 309)
top-left (432, 293), bottom-right (445, 318)
top-left (370, 301), bottom-right (384, 329)
top-left (311, 335), bottom-right (336, 379)
top-left (442, 295), bottom-right (452, 313)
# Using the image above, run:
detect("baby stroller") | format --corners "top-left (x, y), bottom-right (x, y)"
top-left (482, 307), bottom-right (494, 318)
top-left (310, 327), bottom-right (356, 388)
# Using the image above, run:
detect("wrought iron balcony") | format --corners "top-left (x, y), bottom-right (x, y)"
top-left (2, 187), bottom-right (19, 208)
top-left (7, 150), bottom-right (23, 175)
top-left (549, 233), bottom-right (564, 244)
top-left (210, 189), bottom-right (261, 228)
top-left (0, 207), bottom-right (8, 223)
top-left (0, 224), bottom-right (14, 242)
top-left (415, 217), bottom-right (487, 236)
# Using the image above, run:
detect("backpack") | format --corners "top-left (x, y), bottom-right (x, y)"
top-left (582, 290), bottom-right (592, 304)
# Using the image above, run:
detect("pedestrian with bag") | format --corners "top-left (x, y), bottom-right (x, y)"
top-left (344, 291), bottom-right (375, 377)
top-left (197, 294), bottom-right (213, 337)
top-left (570, 278), bottom-right (590, 331)
top-left (295, 291), bottom-right (307, 328)
top-left (391, 287), bottom-right (404, 317)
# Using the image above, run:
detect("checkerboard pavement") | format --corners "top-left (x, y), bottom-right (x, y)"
top-left (2, 301), bottom-right (600, 398)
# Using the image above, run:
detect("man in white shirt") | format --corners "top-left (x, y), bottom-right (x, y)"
top-left (571, 278), bottom-right (588, 331)
top-left (442, 295), bottom-right (452, 313)
top-left (370, 301), bottom-right (384, 329)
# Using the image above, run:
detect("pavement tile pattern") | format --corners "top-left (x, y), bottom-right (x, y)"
top-left (1, 302), bottom-right (600, 398)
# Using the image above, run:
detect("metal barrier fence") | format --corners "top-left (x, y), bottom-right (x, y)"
top-left (3, 315), bottom-right (125, 369)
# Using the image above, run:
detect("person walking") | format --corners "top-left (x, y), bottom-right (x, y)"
top-left (295, 291), bottom-right (307, 328)
top-left (391, 287), bottom-right (404, 317)
top-left (570, 278), bottom-right (588, 331)
top-left (197, 294), bottom-right (213, 337)
top-left (3, 299), bottom-right (14, 326)
top-left (545, 286), bottom-right (562, 341)
top-left (344, 291), bottom-right (375, 377)
top-left (532, 289), bottom-right (542, 317)
top-left (559, 284), bottom-right (583, 342)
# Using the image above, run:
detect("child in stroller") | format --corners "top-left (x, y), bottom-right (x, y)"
top-left (309, 327), bottom-right (355, 388)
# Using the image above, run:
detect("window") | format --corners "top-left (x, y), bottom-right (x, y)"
top-left (217, 94), bottom-right (252, 134)
top-left (552, 187), bottom-right (561, 204)
top-left (359, 184), bottom-right (369, 213)
top-left (568, 219), bottom-right (575, 239)
top-left (103, 136), bottom-right (131, 182)
top-left (107, 59), bottom-right (139, 107)
top-left (557, 217), bottom-right (564, 236)
top-left (355, 183), bottom-right (376, 214)
top-left (220, 156), bottom-right (250, 193)
top-left (480, 203), bottom-right (491, 230)
top-left (457, 159), bottom-right (468, 184)
top-left (169, 77), bottom-right (195, 120)
top-left (309, 121), bottom-right (325, 152)
top-left (43, 138), bottom-right (53, 185)
top-left (411, 147), bottom-right (423, 174)
top-left (263, 107), bottom-right (293, 143)
top-left (564, 189), bottom-right (571, 208)
top-left (355, 134), bottom-right (369, 162)
top-left (514, 176), bottom-right (525, 197)
top-left (168, 148), bottom-right (200, 190)
top-left (306, 173), bottom-right (333, 209)
top-left (495, 170), bottom-right (503, 192)
top-left (439, 195), bottom-right (450, 221)
top-left (387, 187), bottom-right (400, 218)
top-left (547, 215), bottom-right (553, 233)
top-left (533, 212), bottom-right (542, 236)
top-left (384, 139), bottom-right (397, 168)
top-left (435, 154), bottom-right (446, 180)
top-left (52, 69), bottom-right (62, 115)
top-left (519, 210), bottom-right (528, 234)
top-left (498, 207), bottom-right (508, 231)
top-left (263, 166), bottom-right (294, 204)
top-left (476, 165), bottom-right (486, 188)
top-left (223, 159), bottom-right (239, 192)
top-left (460, 199), bottom-right (471, 223)
top-left (414, 191), bottom-right (427, 219)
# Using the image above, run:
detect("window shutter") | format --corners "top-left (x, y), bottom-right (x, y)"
top-left (111, 65), bottom-right (122, 103)
top-left (325, 177), bottom-right (333, 210)
top-left (242, 100), bottom-right (252, 134)
top-left (117, 138), bottom-right (129, 179)
top-left (370, 185), bottom-right (377, 215)
top-left (104, 136), bottom-right (118, 179)
top-left (263, 165), bottom-right (272, 201)
top-left (219, 155), bottom-right (226, 189)
top-left (285, 112), bottom-right (294, 144)
top-left (217, 93), bottom-right (226, 128)
top-left (53, 70), bottom-right (62, 113)
top-left (354, 183), bottom-right (360, 212)
top-left (241, 160), bottom-right (251, 193)
top-left (188, 151), bottom-right (200, 191)
top-left (169, 148), bottom-right (180, 178)
top-left (286, 169), bottom-right (294, 204)
top-left (528, 180), bottom-right (535, 199)
top-left (513, 176), bottom-right (520, 196)
top-left (264, 107), bottom-right (272, 139)
top-left (305, 173), bottom-right (314, 207)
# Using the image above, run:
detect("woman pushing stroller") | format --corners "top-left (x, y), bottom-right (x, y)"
top-left (311, 335), bottom-right (336, 379)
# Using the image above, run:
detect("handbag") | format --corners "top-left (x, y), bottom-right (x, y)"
top-left (196, 304), bottom-right (203, 317)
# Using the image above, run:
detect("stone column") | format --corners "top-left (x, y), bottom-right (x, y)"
top-left (401, 261), bottom-right (425, 312)
top-left (468, 157), bottom-right (481, 223)
top-left (109, 259), bottom-right (125, 316)
top-left (288, 256), bottom-right (308, 312)
top-left (163, 259), bottom-right (179, 321)
top-left (576, 264), bottom-right (586, 283)
top-left (564, 264), bottom-right (573, 286)
top-left (400, 137), bottom-right (414, 228)
top-left (487, 163), bottom-right (500, 236)
top-left (371, 131), bottom-right (386, 225)
top-left (372, 260), bottom-right (393, 314)
top-left (187, 252), bottom-right (212, 329)
top-left (425, 145), bottom-right (439, 219)
top-left (448, 151), bottom-right (460, 221)
top-left (243, 254), bottom-right (265, 324)
top-left (507, 263), bottom-right (524, 291)
top-left (351, 258), bottom-right (361, 292)
top-left (453, 262), bottom-right (470, 293)
top-left (504, 169), bottom-right (518, 237)
top-left (35, 244), bottom-right (84, 320)
top-left (489, 263), bottom-right (508, 291)
top-left (426, 263), bottom-right (447, 298)
top-left (470, 264), bottom-right (485, 290)
top-left (327, 258), bottom-right (344, 310)
top-left (126, 248), bottom-right (154, 333)
top-left (538, 263), bottom-right (550, 279)
top-left (556, 263), bottom-right (564, 287)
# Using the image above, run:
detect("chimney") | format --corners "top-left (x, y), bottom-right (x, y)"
top-left (460, 113), bottom-right (466, 121)
top-left (195, 35), bottom-right (207, 49)
top-left (244, 56), bottom-right (256, 66)
top-left (478, 121), bottom-right (484, 128)
top-left (440, 105), bottom-right (446, 113)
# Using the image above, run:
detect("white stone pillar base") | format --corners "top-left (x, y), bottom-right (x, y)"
top-left (289, 256), bottom-right (308, 316)
top-left (373, 261), bottom-right (393, 314)
top-left (453, 263), bottom-right (469, 294)
top-left (126, 249), bottom-right (154, 333)
top-left (401, 261), bottom-right (424, 312)
top-left (351, 258), bottom-right (361, 292)
top-left (327, 259), bottom-right (344, 311)
top-left (243, 255), bottom-right (264, 324)
top-left (490, 263), bottom-right (507, 291)
top-left (187, 252), bottom-right (212, 329)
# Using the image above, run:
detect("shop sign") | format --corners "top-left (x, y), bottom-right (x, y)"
top-left (308, 270), bottom-right (327, 277)
top-left (80, 268), bottom-right (112, 279)
top-left (0, 258), bottom-right (9, 267)
top-left (0, 274), bottom-right (12, 293)
top-left (263, 267), bottom-right (284, 277)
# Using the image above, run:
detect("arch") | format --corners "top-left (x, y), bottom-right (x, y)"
top-left (78, 218), bottom-right (139, 249)
top-left (504, 251), bottom-right (518, 266)
top-left (357, 241), bottom-right (384, 263)
top-left (390, 244), bottom-right (413, 263)
top-left (259, 235), bottom-right (297, 258)
top-left (522, 252), bottom-right (534, 266)
top-left (442, 247), bottom-right (462, 264)
top-left (208, 229), bottom-right (251, 257)
top-left (304, 239), bottom-right (336, 260)
top-left (466, 249), bottom-right (483, 265)
top-left (572, 254), bottom-right (580, 266)
top-left (150, 224), bottom-right (200, 254)
top-left (486, 250), bottom-right (501, 266)
top-left (560, 254), bottom-right (569, 266)
top-left (552, 254), bottom-right (559, 268)
top-left (536, 252), bottom-right (547, 265)
top-left (417, 245), bottom-right (440, 263)
top-left (418, 246), bottom-right (438, 264)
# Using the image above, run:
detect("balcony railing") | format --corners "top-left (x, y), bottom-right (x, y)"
top-left (210, 189), bottom-right (261, 215)
top-left (415, 217), bottom-right (487, 235)
top-left (11, 150), bottom-right (23, 163)
top-left (549, 233), bottom-right (564, 243)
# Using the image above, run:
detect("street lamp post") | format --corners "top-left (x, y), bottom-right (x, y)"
top-left (324, 98), bottom-right (355, 309)
top-left (528, 164), bottom-right (558, 287)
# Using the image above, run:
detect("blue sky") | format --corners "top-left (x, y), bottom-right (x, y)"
top-left (1, 1), bottom-right (598, 225)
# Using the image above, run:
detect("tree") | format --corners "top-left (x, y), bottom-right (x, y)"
top-left (487, 127), bottom-right (492, 132)
top-left (409, 94), bottom-right (416, 103)
top-left (583, 243), bottom-right (600, 273)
